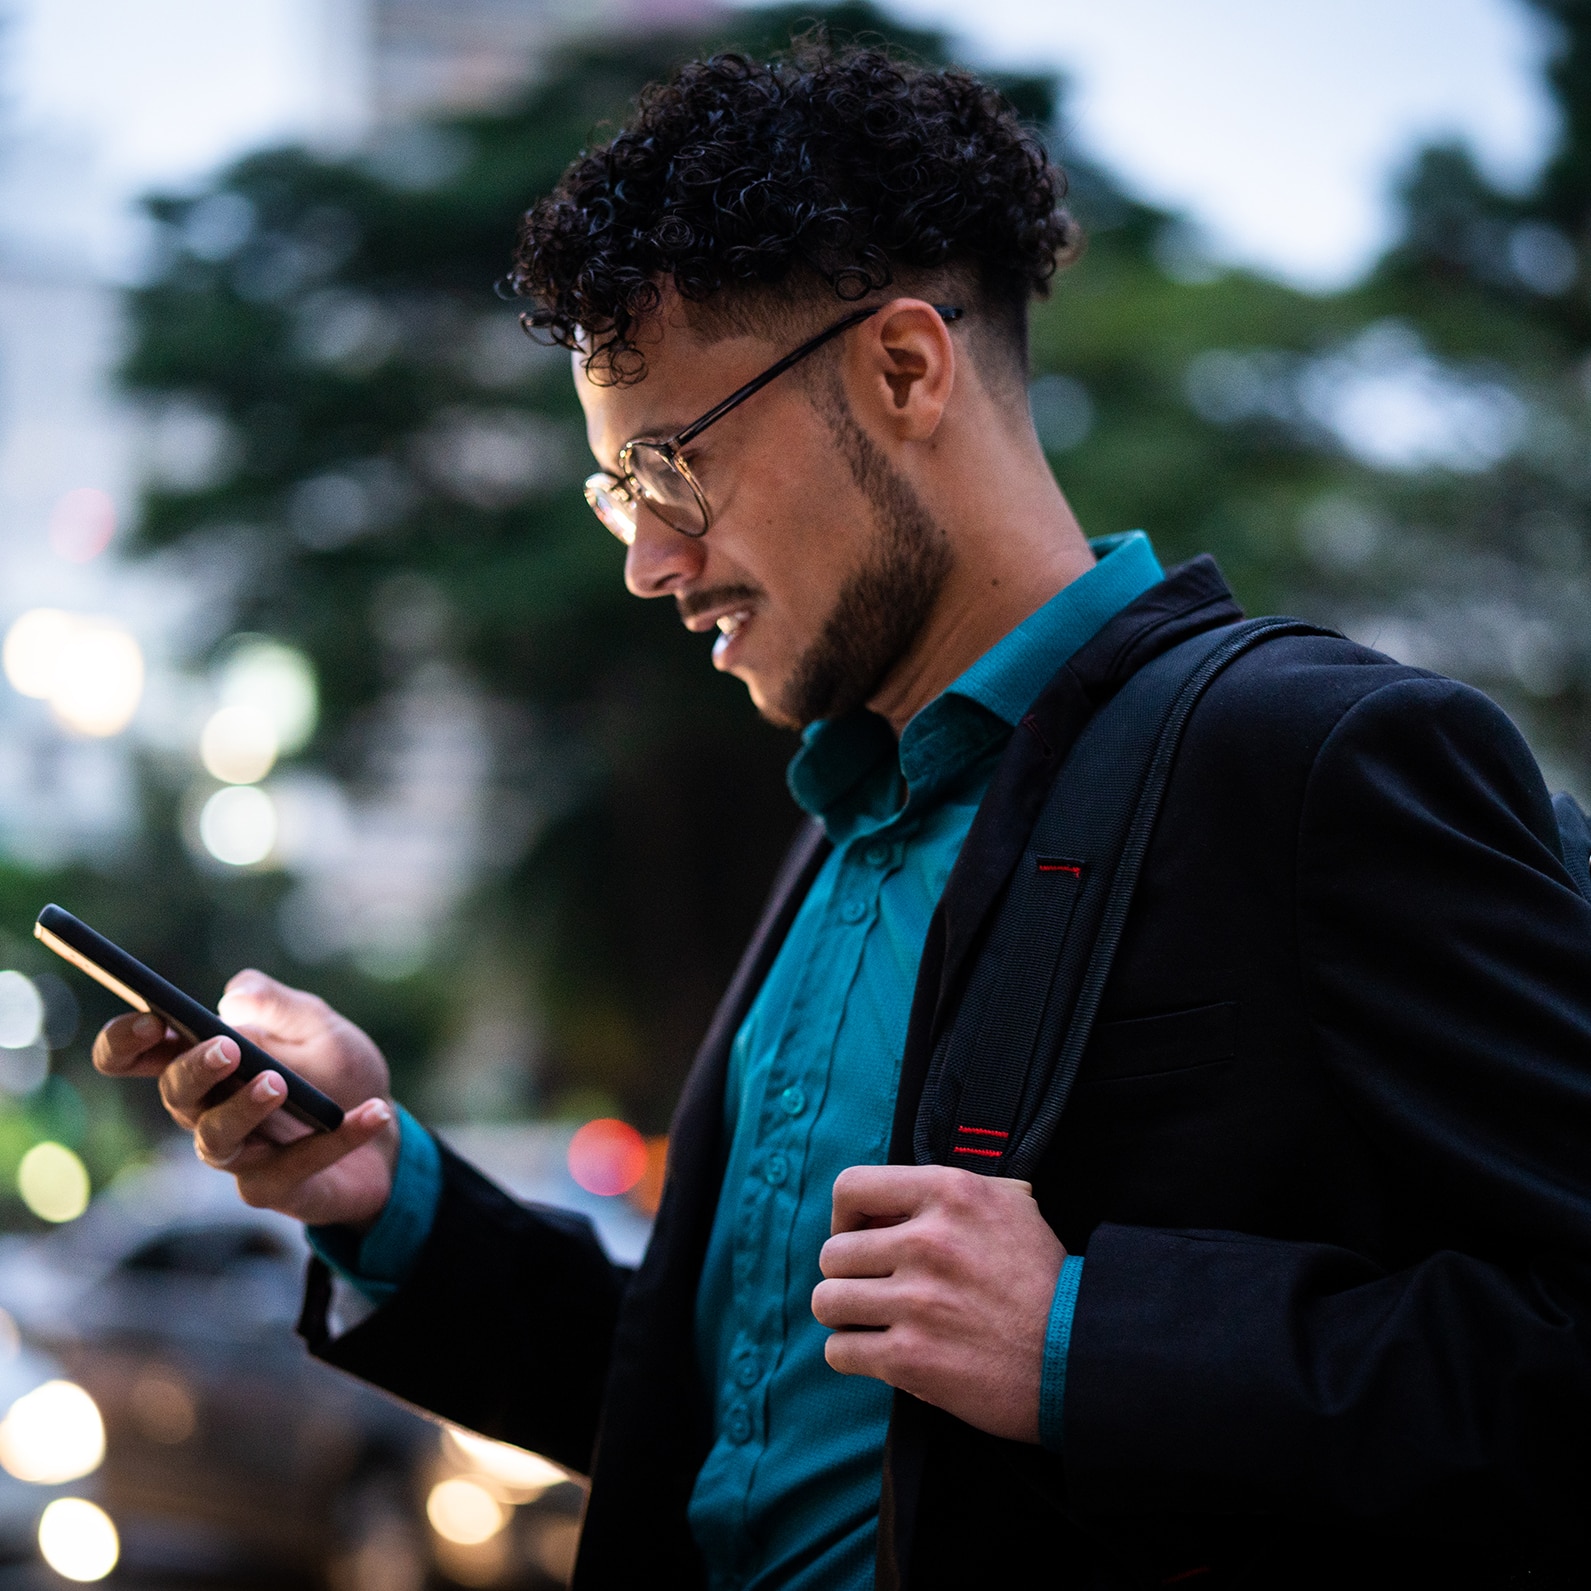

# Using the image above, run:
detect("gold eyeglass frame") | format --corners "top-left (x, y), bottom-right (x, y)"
top-left (584, 303), bottom-right (964, 545)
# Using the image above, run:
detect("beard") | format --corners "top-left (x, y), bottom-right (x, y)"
top-left (770, 400), bottom-right (952, 730)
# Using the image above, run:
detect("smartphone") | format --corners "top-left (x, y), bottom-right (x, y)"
top-left (34, 904), bottom-right (343, 1142)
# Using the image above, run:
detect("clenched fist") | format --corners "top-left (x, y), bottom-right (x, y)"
top-left (812, 1164), bottom-right (1065, 1443)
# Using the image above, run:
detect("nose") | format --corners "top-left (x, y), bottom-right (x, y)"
top-left (623, 503), bottom-right (706, 598)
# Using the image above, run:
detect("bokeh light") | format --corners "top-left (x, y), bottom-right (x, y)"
top-left (0, 1046), bottom-right (47, 1097)
top-left (4, 609), bottom-right (78, 698)
top-left (216, 637), bottom-right (318, 754)
top-left (567, 1118), bottom-right (648, 1196)
top-left (200, 703), bottom-right (279, 784)
top-left (2, 609), bottom-right (144, 736)
top-left (442, 1427), bottom-right (565, 1503)
top-left (199, 784), bottom-right (277, 866)
top-left (0, 1380), bottom-right (105, 1483)
top-left (130, 1372), bottom-right (196, 1445)
top-left (47, 488), bottom-right (117, 564)
top-left (426, 1477), bottom-right (506, 1545)
top-left (17, 1142), bottom-right (90, 1223)
top-left (37, 1499), bottom-right (119, 1582)
top-left (0, 972), bottom-right (43, 1050)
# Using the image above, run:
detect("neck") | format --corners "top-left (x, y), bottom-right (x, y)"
top-left (867, 441), bottom-right (1095, 736)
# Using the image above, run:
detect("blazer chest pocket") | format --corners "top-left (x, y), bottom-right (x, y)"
top-left (1083, 1000), bottom-right (1237, 1083)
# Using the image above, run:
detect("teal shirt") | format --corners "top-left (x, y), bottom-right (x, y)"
top-left (689, 533), bottom-right (1161, 1590)
top-left (311, 532), bottom-right (1164, 1588)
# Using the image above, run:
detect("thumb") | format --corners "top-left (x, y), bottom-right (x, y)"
top-left (219, 970), bottom-right (332, 1043)
top-left (241, 1098), bottom-right (395, 1211)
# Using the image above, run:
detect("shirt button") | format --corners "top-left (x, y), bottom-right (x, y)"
top-left (779, 1085), bottom-right (806, 1117)
top-left (764, 1151), bottom-right (789, 1186)
top-left (726, 1403), bottom-right (752, 1445)
top-left (864, 841), bottom-right (892, 866)
top-left (839, 898), bottom-right (868, 924)
top-left (734, 1350), bottom-right (760, 1387)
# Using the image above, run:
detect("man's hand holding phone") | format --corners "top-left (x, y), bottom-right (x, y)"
top-left (93, 972), bottom-right (398, 1229)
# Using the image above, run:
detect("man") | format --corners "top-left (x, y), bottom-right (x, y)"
top-left (96, 40), bottom-right (1591, 1591)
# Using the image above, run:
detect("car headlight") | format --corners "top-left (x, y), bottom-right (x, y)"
top-left (0, 1380), bottom-right (105, 1484)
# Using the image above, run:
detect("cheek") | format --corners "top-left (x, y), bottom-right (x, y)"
top-left (720, 445), bottom-right (863, 601)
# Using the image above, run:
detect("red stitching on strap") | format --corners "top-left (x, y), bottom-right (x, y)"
top-left (1036, 861), bottom-right (1081, 877)
top-left (951, 1146), bottom-right (1003, 1159)
top-left (955, 1125), bottom-right (1009, 1138)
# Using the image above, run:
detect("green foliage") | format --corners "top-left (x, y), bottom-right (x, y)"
top-left (109, 0), bottom-right (1591, 1137)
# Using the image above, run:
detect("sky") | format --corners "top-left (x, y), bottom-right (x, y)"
top-left (0, 0), bottom-right (1565, 289)
top-left (869, 0), bottom-right (1560, 287)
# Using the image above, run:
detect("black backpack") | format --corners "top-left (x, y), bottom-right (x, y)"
top-left (916, 617), bottom-right (1591, 1179)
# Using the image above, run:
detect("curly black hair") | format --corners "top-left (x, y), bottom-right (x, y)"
top-left (510, 36), bottom-right (1077, 384)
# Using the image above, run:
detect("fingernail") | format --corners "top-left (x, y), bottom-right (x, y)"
top-left (133, 1014), bottom-right (162, 1040)
top-left (364, 1100), bottom-right (392, 1127)
top-left (252, 1072), bottom-right (283, 1102)
top-left (204, 1043), bottom-right (234, 1072)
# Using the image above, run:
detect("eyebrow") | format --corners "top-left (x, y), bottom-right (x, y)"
top-left (600, 415), bottom-right (707, 473)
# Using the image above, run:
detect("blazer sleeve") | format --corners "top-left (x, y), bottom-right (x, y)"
top-left (1063, 675), bottom-right (1591, 1545)
top-left (299, 1143), bottom-right (630, 1475)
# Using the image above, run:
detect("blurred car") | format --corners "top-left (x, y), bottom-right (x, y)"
top-left (0, 1126), bottom-right (651, 1588)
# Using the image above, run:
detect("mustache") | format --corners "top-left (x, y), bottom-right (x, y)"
top-left (677, 584), bottom-right (763, 622)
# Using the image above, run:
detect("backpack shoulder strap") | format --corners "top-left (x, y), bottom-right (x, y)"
top-left (916, 616), bottom-right (1328, 1180)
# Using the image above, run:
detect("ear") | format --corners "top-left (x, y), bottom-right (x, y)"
top-left (845, 298), bottom-right (957, 441)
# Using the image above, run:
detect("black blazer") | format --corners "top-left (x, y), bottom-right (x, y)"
top-left (301, 558), bottom-right (1591, 1590)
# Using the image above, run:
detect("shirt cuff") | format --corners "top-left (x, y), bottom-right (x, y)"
top-left (1038, 1254), bottom-right (1084, 1452)
top-left (306, 1103), bottom-right (442, 1307)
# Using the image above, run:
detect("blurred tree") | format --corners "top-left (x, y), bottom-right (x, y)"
top-left (113, 0), bottom-right (1591, 1139)
top-left (122, 4), bottom-right (1052, 1132)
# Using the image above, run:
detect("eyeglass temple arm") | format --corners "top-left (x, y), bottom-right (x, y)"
top-left (672, 304), bottom-right (963, 448)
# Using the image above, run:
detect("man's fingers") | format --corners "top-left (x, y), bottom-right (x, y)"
top-left (824, 1323), bottom-right (901, 1382)
top-left (231, 1100), bottom-right (392, 1208)
top-left (217, 971), bottom-right (334, 1045)
top-left (830, 1164), bottom-right (949, 1234)
top-left (158, 1038), bottom-right (240, 1125)
top-left (193, 1070), bottom-right (292, 1168)
top-left (812, 1277), bottom-right (899, 1330)
top-left (830, 1164), bottom-right (1037, 1234)
top-left (818, 1227), bottom-right (904, 1279)
top-left (93, 1012), bottom-right (182, 1078)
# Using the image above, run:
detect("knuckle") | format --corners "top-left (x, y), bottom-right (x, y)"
top-left (894, 1279), bottom-right (936, 1323)
top-left (875, 1331), bottom-right (912, 1385)
top-left (904, 1218), bottom-right (955, 1272)
top-left (938, 1167), bottom-right (981, 1211)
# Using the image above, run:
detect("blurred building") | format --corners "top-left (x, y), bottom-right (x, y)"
top-left (373, 0), bottom-right (718, 124)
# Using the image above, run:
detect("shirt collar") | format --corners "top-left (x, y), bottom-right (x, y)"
top-left (941, 531), bottom-right (1163, 727)
top-left (788, 531), bottom-right (1165, 831)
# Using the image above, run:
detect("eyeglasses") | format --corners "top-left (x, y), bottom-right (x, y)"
top-left (584, 303), bottom-right (963, 544)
